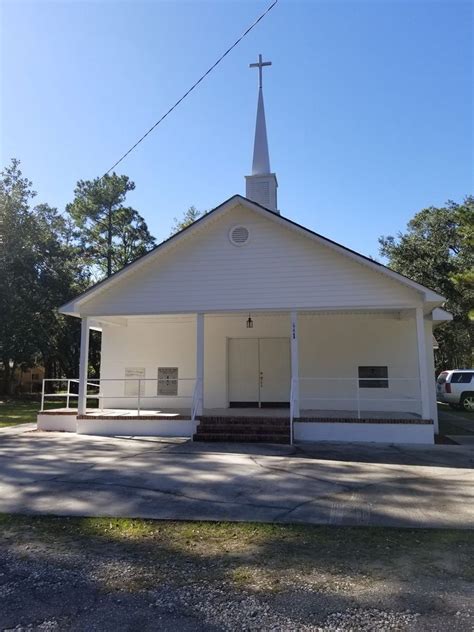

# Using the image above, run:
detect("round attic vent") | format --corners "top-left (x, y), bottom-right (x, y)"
top-left (229, 225), bottom-right (250, 246)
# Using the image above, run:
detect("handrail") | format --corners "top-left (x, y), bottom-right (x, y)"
top-left (42, 374), bottom-right (422, 422)
top-left (191, 378), bottom-right (201, 425)
top-left (41, 376), bottom-right (197, 417)
top-left (83, 377), bottom-right (196, 382)
top-left (289, 377), bottom-right (296, 445)
top-left (293, 376), bottom-right (422, 420)
top-left (297, 377), bottom-right (419, 381)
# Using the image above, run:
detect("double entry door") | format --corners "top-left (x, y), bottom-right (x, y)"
top-left (228, 338), bottom-right (290, 407)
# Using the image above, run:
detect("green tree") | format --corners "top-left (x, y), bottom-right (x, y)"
top-left (0, 159), bottom-right (39, 391)
top-left (170, 205), bottom-right (206, 235)
top-left (0, 159), bottom-right (88, 393)
top-left (379, 196), bottom-right (474, 370)
top-left (31, 203), bottom-right (90, 379)
top-left (67, 173), bottom-right (155, 278)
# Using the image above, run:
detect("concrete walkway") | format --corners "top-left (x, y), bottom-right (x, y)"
top-left (0, 426), bottom-right (473, 528)
top-left (440, 408), bottom-right (474, 432)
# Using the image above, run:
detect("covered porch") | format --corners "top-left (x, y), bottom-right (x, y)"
top-left (38, 307), bottom-right (437, 443)
top-left (39, 406), bottom-right (423, 420)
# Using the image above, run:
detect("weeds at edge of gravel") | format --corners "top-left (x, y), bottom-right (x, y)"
top-left (1, 515), bottom-right (473, 579)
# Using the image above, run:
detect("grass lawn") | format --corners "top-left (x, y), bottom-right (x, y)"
top-left (0, 515), bottom-right (472, 630)
top-left (0, 398), bottom-right (68, 427)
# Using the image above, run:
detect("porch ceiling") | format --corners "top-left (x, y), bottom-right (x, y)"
top-left (91, 308), bottom-right (415, 326)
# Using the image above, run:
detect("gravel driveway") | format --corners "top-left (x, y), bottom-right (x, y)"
top-left (0, 516), bottom-right (473, 632)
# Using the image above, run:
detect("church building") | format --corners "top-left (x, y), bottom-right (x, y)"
top-left (38, 55), bottom-right (451, 444)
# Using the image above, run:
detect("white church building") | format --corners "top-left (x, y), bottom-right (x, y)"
top-left (38, 55), bottom-right (451, 444)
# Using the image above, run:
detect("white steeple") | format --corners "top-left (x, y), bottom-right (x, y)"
top-left (245, 54), bottom-right (278, 213)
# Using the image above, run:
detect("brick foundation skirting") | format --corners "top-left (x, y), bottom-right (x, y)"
top-left (42, 411), bottom-right (432, 425)
top-left (39, 410), bottom-right (78, 416)
top-left (199, 415), bottom-right (432, 425)
top-left (295, 417), bottom-right (433, 425)
top-left (76, 414), bottom-right (191, 421)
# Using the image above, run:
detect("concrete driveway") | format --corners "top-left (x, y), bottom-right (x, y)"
top-left (438, 405), bottom-right (474, 445)
top-left (1, 425), bottom-right (473, 528)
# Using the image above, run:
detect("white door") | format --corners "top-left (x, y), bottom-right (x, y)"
top-left (228, 338), bottom-right (260, 406)
top-left (259, 338), bottom-right (291, 405)
top-left (228, 338), bottom-right (290, 407)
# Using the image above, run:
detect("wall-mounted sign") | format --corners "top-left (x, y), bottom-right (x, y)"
top-left (124, 367), bottom-right (146, 396)
top-left (157, 367), bottom-right (178, 396)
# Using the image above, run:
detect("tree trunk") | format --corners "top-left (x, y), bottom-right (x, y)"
top-left (1, 359), bottom-right (14, 396)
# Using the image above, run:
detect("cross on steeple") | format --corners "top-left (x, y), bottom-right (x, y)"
top-left (246, 53), bottom-right (278, 212)
top-left (249, 54), bottom-right (272, 89)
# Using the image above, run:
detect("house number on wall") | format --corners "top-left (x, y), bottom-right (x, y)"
top-left (157, 367), bottom-right (178, 396)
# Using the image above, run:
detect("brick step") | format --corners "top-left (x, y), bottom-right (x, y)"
top-left (193, 433), bottom-right (289, 444)
top-left (195, 430), bottom-right (290, 439)
top-left (198, 419), bottom-right (289, 428)
top-left (198, 421), bottom-right (290, 432)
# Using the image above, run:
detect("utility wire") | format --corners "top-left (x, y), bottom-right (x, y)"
top-left (102, 0), bottom-right (279, 178)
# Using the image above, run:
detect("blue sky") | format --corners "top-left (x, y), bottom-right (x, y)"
top-left (1, 0), bottom-right (472, 259)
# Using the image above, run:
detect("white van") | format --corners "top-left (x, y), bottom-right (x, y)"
top-left (436, 370), bottom-right (474, 411)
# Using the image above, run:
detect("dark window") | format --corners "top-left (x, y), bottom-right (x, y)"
top-left (358, 366), bottom-right (388, 388)
top-left (450, 372), bottom-right (473, 384)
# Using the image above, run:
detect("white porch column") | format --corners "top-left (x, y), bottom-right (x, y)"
top-left (196, 313), bottom-right (204, 415)
top-left (290, 311), bottom-right (300, 417)
top-left (415, 307), bottom-right (430, 420)
top-left (78, 317), bottom-right (90, 415)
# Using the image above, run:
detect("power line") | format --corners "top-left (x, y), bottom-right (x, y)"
top-left (102, 0), bottom-right (279, 178)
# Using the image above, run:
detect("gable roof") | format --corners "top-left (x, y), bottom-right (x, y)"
top-left (60, 194), bottom-right (445, 316)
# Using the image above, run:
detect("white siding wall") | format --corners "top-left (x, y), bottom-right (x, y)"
top-left (298, 313), bottom-right (421, 414)
top-left (81, 205), bottom-right (419, 316)
top-left (100, 319), bottom-right (197, 410)
top-left (425, 320), bottom-right (438, 429)
top-left (100, 312), bottom-right (425, 416)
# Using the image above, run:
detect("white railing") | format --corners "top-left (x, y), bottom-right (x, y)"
top-left (191, 378), bottom-right (202, 424)
top-left (41, 377), bottom-right (197, 417)
top-left (40, 378), bottom-right (98, 411)
top-left (289, 376), bottom-right (422, 426)
top-left (289, 377), bottom-right (296, 445)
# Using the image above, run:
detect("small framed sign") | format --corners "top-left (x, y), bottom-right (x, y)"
top-left (157, 367), bottom-right (178, 396)
top-left (124, 367), bottom-right (146, 396)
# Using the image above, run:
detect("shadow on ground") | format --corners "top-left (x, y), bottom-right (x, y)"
top-left (0, 515), bottom-right (473, 631)
top-left (0, 431), bottom-right (472, 528)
